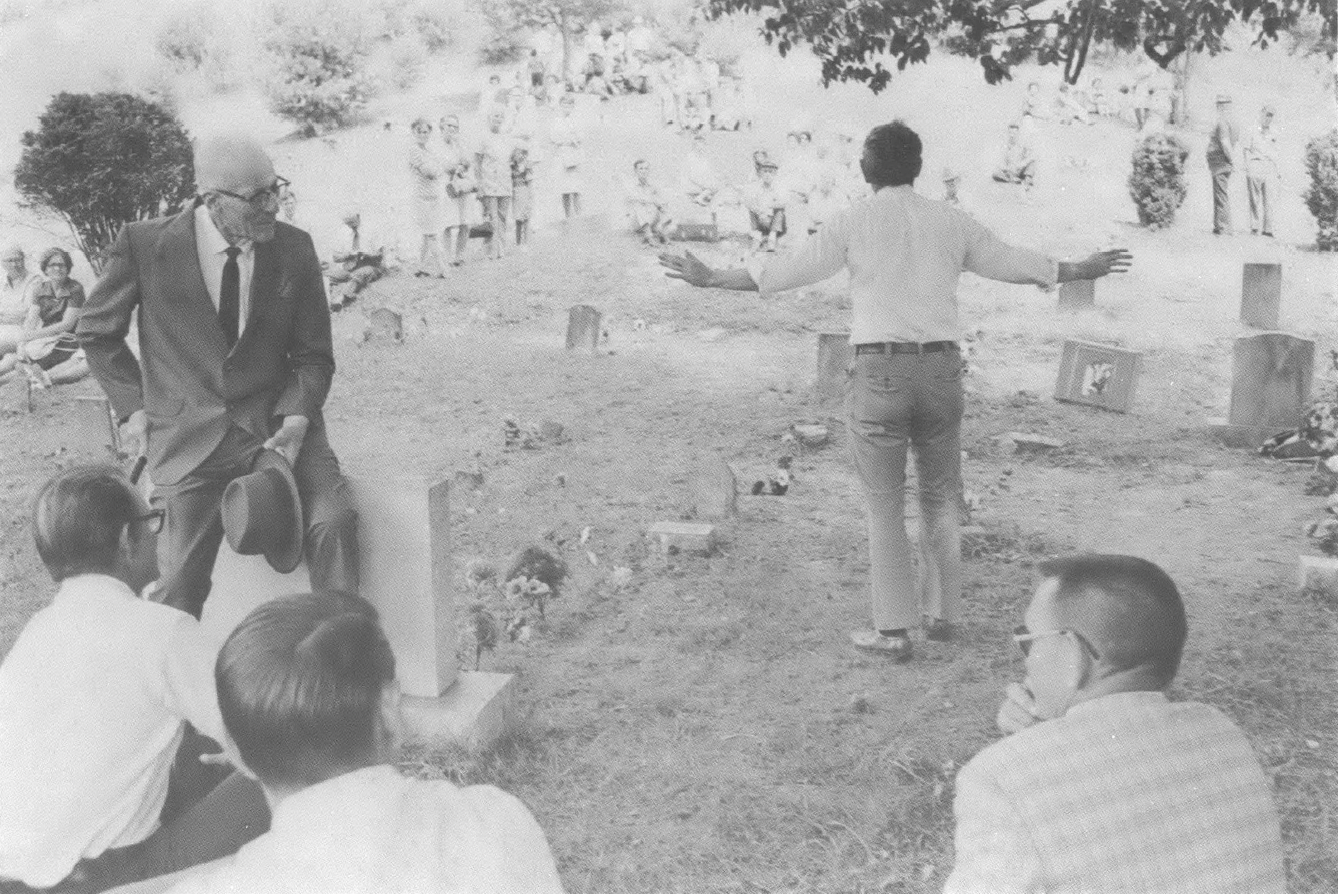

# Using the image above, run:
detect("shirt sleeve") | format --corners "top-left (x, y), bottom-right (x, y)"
top-left (943, 762), bottom-right (1044, 894)
top-left (746, 210), bottom-right (850, 295)
top-left (960, 215), bottom-right (1057, 289)
top-left (463, 785), bottom-right (566, 894)
top-left (160, 614), bottom-right (227, 746)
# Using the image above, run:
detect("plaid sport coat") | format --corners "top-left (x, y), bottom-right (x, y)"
top-left (944, 691), bottom-right (1286, 894)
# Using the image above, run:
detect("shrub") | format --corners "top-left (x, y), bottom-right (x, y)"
top-left (1303, 129), bottom-right (1338, 251)
top-left (261, 1), bottom-right (378, 135)
top-left (478, 26), bottom-right (528, 66)
top-left (14, 92), bottom-right (195, 273)
top-left (411, 3), bottom-right (457, 52)
top-left (155, 8), bottom-right (211, 70)
top-left (1127, 132), bottom-right (1190, 230)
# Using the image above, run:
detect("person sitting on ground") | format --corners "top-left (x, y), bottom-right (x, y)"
top-left (626, 159), bottom-right (673, 245)
top-left (327, 213), bottom-right (387, 312)
top-left (744, 159), bottom-right (788, 251)
top-left (993, 121), bottom-right (1037, 189)
top-left (0, 465), bottom-right (269, 894)
top-left (0, 247), bottom-right (91, 387)
top-left (1056, 82), bottom-right (1093, 126)
top-left (143, 592), bottom-right (564, 894)
top-left (0, 244), bottom-right (43, 357)
top-left (680, 132), bottom-right (723, 224)
top-left (1085, 76), bottom-right (1111, 117)
top-left (1022, 80), bottom-right (1052, 120)
top-left (581, 52), bottom-right (613, 97)
top-left (945, 553), bottom-right (1286, 894)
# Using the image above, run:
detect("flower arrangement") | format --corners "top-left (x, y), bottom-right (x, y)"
top-left (462, 547), bottom-right (567, 670)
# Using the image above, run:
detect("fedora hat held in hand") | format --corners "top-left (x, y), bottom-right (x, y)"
top-left (222, 449), bottom-right (304, 573)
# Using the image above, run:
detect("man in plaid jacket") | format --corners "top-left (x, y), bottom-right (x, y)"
top-left (945, 554), bottom-right (1285, 894)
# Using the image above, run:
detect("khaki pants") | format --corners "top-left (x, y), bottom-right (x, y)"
top-left (847, 348), bottom-right (964, 630)
top-left (1247, 175), bottom-right (1273, 235)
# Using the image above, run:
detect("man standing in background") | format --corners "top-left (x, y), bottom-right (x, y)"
top-left (1207, 94), bottom-right (1240, 235)
top-left (1244, 105), bottom-right (1280, 238)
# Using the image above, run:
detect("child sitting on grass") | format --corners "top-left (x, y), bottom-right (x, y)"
top-left (134, 593), bottom-right (564, 894)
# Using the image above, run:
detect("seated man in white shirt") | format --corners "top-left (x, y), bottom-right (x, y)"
top-left (121, 592), bottom-right (564, 894)
top-left (743, 159), bottom-right (787, 251)
top-left (626, 159), bottom-right (673, 245)
top-left (326, 211), bottom-right (388, 312)
top-left (993, 120), bottom-right (1038, 188)
top-left (0, 465), bottom-right (268, 894)
top-left (660, 120), bottom-right (1129, 661)
top-left (946, 554), bottom-right (1286, 893)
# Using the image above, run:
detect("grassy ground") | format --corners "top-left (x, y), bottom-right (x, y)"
top-left (1, 8), bottom-right (1336, 893)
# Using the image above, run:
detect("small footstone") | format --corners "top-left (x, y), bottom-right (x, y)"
top-left (1057, 279), bottom-right (1095, 311)
top-left (369, 307), bottom-right (404, 343)
top-left (566, 305), bottom-right (602, 354)
top-left (1240, 263), bottom-right (1282, 330)
top-left (1298, 555), bottom-right (1338, 599)
top-left (793, 423), bottom-right (830, 447)
top-left (1003, 432), bottom-right (1065, 452)
top-left (648, 521), bottom-right (717, 555)
top-left (689, 458), bottom-right (736, 519)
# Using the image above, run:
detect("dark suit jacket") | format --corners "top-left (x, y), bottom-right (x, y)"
top-left (77, 206), bottom-right (334, 486)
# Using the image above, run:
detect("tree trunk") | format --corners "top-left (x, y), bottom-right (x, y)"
top-left (1170, 50), bottom-right (1194, 127)
top-left (560, 21), bottom-right (571, 83)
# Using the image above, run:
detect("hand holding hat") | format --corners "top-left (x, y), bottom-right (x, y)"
top-left (222, 448), bottom-right (304, 573)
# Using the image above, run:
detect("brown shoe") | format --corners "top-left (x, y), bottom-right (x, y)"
top-left (850, 629), bottom-right (913, 661)
top-left (924, 618), bottom-right (957, 642)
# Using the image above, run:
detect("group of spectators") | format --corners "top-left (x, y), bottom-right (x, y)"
top-left (0, 244), bottom-right (89, 390)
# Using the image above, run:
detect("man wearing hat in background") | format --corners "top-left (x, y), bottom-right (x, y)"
top-left (1207, 94), bottom-right (1241, 235)
top-left (744, 157), bottom-right (788, 252)
top-left (1244, 105), bottom-right (1280, 238)
top-left (77, 132), bottom-right (359, 619)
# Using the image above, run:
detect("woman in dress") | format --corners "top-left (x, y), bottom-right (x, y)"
top-left (548, 93), bottom-right (584, 220)
top-left (408, 117), bottom-right (450, 277)
top-left (439, 114), bottom-right (475, 266)
top-left (0, 248), bottom-right (88, 387)
top-left (475, 107), bottom-right (515, 260)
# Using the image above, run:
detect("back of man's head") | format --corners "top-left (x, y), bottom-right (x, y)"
top-left (33, 465), bottom-right (138, 582)
top-left (862, 120), bottom-right (922, 188)
top-left (216, 593), bottom-right (397, 792)
top-left (1038, 554), bottom-right (1187, 688)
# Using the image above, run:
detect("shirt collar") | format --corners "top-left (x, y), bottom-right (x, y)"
top-left (195, 203), bottom-right (252, 257)
top-left (53, 573), bottom-right (139, 605)
top-left (1065, 689), bottom-right (1168, 719)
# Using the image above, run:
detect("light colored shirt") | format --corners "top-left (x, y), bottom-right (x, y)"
top-left (194, 203), bottom-right (253, 338)
top-left (0, 574), bottom-right (224, 887)
top-left (747, 186), bottom-right (1056, 343)
top-left (169, 765), bottom-right (565, 894)
top-left (744, 179), bottom-right (786, 216)
top-left (1244, 125), bottom-right (1280, 179)
top-left (0, 270), bottom-right (42, 326)
top-left (945, 691), bottom-right (1286, 894)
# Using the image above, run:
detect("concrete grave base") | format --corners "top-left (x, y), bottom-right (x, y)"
top-left (1298, 555), bottom-right (1338, 599)
top-left (401, 671), bottom-right (516, 749)
top-left (1207, 418), bottom-right (1278, 450)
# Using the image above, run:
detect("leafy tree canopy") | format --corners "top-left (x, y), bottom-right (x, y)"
top-left (14, 92), bottom-right (194, 271)
top-left (708, 0), bottom-right (1337, 89)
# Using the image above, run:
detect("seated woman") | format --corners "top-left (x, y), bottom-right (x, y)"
top-left (0, 248), bottom-right (90, 388)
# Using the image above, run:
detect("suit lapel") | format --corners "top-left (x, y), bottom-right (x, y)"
top-left (244, 237), bottom-right (280, 342)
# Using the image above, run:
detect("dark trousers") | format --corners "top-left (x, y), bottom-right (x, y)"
top-left (1211, 166), bottom-right (1233, 234)
top-left (750, 209), bottom-right (787, 237)
top-left (154, 422), bottom-right (359, 618)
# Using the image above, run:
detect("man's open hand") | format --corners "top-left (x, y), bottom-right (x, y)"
top-left (263, 415), bottom-right (309, 466)
top-left (119, 410), bottom-right (148, 460)
top-left (658, 250), bottom-right (713, 288)
top-left (1080, 248), bottom-right (1133, 279)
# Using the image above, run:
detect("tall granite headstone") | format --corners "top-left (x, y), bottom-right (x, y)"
top-left (1228, 332), bottom-right (1315, 432)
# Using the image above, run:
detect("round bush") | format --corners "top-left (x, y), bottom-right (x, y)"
top-left (1303, 129), bottom-right (1338, 251)
top-left (1128, 132), bottom-right (1191, 230)
top-left (263, 2), bottom-right (378, 135)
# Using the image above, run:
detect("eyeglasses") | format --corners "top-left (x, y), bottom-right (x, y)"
top-left (1013, 624), bottom-right (1101, 661)
top-left (131, 509), bottom-right (166, 534)
top-left (210, 176), bottom-right (290, 208)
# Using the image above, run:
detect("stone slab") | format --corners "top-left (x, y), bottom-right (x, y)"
top-left (1057, 279), bottom-right (1095, 311)
top-left (1054, 340), bottom-right (1141, 413)
top-left (1227, 332), bottom-right (1314, 431)
top-left (793, 423), bottom-right (830, 447)
top-left (204, 475), bottom-right (456, 699)
top-left (565, 305), bottom-right (602, 354)
top-left (648, 521), bottom-right (717, 554)
top-left (400, 671), bottom-right (516, 750)
top-left (1241, 263), bottom-right (1282, 330)
top-left (815, 332), bottom-right (853, 418)
top-left (1298, 555), bottom-right (1338, 599)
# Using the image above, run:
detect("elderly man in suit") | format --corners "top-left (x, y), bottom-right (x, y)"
top-left (945, 553), bottom-right (1285, 893)
top-left (77, 133), bottom-right (358, 619)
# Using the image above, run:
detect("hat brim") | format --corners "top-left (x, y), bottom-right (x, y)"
top-left (252, 448), bottom-right (305, 574)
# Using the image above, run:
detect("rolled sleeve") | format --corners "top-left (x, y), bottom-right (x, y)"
top-left (748, 211), bottom-right (850, 295)
top-left (961, 217), bottom-right (1057, 290)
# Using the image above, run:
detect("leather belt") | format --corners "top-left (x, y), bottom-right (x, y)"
top-left (854, 341), bottom-right (958, 355)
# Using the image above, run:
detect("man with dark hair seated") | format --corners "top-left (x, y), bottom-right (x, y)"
top-left (132, 593), bottom-right (564, 894)
top-left (0, 465), bottom-right (267, 893)
top-left (661, 120), bottom-right (1130, 661)
top-left (945, 554), bottom-right (1286, 893)
top-left (743, 159), bottom-right (787, 252)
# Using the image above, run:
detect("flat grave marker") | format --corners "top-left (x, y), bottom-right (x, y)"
top-left (1054, 340), bottom-right (1142, 413)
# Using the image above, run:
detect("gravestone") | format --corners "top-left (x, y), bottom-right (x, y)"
top-left (203, 474), bottom-right (514, 748)
top-left (647, 521), bottom-right (717, 554)
top-left (369, 307), bottom-right (404, 343)
top-left (70, 395), bottom-right (120, 460)
top-left (815, 332), bottom-right (853, 418)
top-left (1227, 332), bottom-right (1314, 433)
top-left (1057, 279), bottom-right (1096, 311)
top-left (688, 457), bottom-right (736, 519)
top-left (1240, 263), bottom-right (1282, 330)
top-left (565, 305), bottom-right (602, 354)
